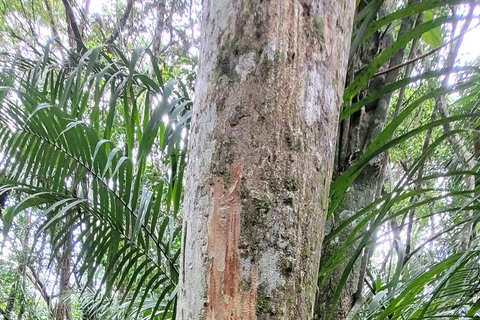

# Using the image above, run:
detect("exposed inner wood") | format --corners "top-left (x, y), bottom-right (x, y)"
top-left (206, 162), bottom-right (258, 320)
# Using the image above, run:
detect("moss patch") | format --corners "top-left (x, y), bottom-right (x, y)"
top-left (256, 285), bottom-right (276, 316)
top-left (279, 255), bottom-right (294, 278)
top-left (252, 197), bottom-right (271, 215)
top-left (240, 178), bottom-right (250, 198)
top-left (210, 137), bottom-right (236, 187)
top-left (284, 177), bottom-right (298, 192)
top-left (229, 104), bottom-right (246, 127)
top-left (242, 277), bottom-right (252, 291)
top-left (285, 132), bottom-right (302, 152)
top-left (214, 33), bottom-right (259, 83)
top-left (240, 196), bottom-right (271, 258)
top-left (215, 37), bottom-right (235, 80)
top-left (312, 16), bottom-right (325, 43)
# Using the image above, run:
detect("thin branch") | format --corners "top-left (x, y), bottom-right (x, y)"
top-left (393, 12), bottom-right (424, 118)
top-left (82, 0), bottom-right (91, 30)
top-left (105, 0), bottom-right (134, 44)
top-left (43, 0), bottom-right (61, 41)
top-left (404, 201), bottom-right (478, 263)
top-left (26, 264), bottom-right (53, 312)
top-left (345, 295), bottom-right (365, 320)
top-left (151, 0), bottom-right (167, 56)
top-left (43, 0), bottom-right (66, 62)
top-left (21, 1), bottom-right (37, 40)
top-left (373, 19), bottom-right (480, 78)
top-left (436, 4), bottom-right (476, 252)
top-left (92, 14), bottom-right (107, 42)
top-left (353, 246), bottom-right (369, 304)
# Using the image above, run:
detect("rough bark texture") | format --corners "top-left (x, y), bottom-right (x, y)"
top-left (177, 1), bottom-right (355, 319)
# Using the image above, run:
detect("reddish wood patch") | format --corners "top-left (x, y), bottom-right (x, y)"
top-left (205, 163), bottom-right (258, 320)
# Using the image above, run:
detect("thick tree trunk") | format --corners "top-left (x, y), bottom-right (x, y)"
top-left (177, 1), bottom-right (355, 319)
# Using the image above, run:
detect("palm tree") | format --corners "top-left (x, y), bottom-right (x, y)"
top-left (0, 45), bottom-right (191, 319)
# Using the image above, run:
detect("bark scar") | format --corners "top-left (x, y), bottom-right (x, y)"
top-left (205, 162), bottom-right (258, 320)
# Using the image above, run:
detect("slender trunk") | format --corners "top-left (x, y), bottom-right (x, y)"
top-left (152, 0), bottom-right (167, 57)
top-left (105, 0), bottom-right (133, 44)
top-left (26, 264), bottom-right (53, 314)
top-left (61, 0), bottom-right (84, 51)
top-left (55, 182), bottom-right (76, 320)
top-left (4, 212), bottom-right (30, 320)
top-left (16, 303), bottom-right (24, 320)
top-left (79, 179), bottom-right (97, 320)
top-left (436, 3), bottom-right (476, 252)
top-left (56, 230), bottom-right (73, 320)
top-left (43, 0), bottom-right (61, 42)
top-left (54, 4), bottom-right (84, 318)
top-left (177, 1), bottom-right (355, 319)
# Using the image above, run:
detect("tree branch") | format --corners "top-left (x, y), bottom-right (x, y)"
top-left (43, 0), bottom-right (61, 41)
top-left (151, 0), bottom-right (167, 56)
top-left (374, 18), bottom-right (480, 78)
top-left (61, 0), bottom-right (84, 49)
top-left (26, 264), bottom-right (53, 313)
top-left (404, 206), bottom-right (476, 264)
top-left (105, 0), bottom-right (134, 44)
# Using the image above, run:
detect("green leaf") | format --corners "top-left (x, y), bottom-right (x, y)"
top-left (421, 11), bottom-right (444, 48)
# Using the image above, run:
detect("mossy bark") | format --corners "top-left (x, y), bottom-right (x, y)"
top-left (177, 1), bottom-right (355, 319)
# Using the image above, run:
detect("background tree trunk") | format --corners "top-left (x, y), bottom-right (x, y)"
top-left (314, 1), bottom-right (420, 318)
top-left (151, 0), bottom-right (167, 57)
top-left (177, 0), bottom-right (355, 319)
top-left (55, 228), bottom-right (73, 320)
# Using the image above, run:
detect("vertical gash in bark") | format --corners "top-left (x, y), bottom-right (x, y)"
top-left (177, 1), bottom-right (355, 319)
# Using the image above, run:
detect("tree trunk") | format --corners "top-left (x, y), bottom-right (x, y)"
top-left (56, 231), bottom-right (73, 320)
top-left (151, 0), bottom-right (167, 57)
top-left (177, 1), bottom-right (355, 319)
top-left (314, 1), bottom-right (419, 318)
top-left (62, 0), bottom-right (83, 50)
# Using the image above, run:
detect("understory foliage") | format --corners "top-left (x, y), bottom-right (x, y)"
top-left (0, 45), bottom-right (191, 318)
top-left (1, 0), bottom-right (480, 319)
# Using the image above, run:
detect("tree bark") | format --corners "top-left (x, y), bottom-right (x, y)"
top-left (61, 0), bottom-right (84, 50)
top-left (315, 1), bottom-right (420, 318)
top-left (177, 1), bottom-right (355, 319)
top-left (151, 0), bottom-right (167, 57)
top-left (105, 0), bottom-right (134, 44)
top-left (55, 230), bottom-right (73, 320)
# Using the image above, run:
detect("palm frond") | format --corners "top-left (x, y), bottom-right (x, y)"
top-left (0, 45), bottom-right (191, 318)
